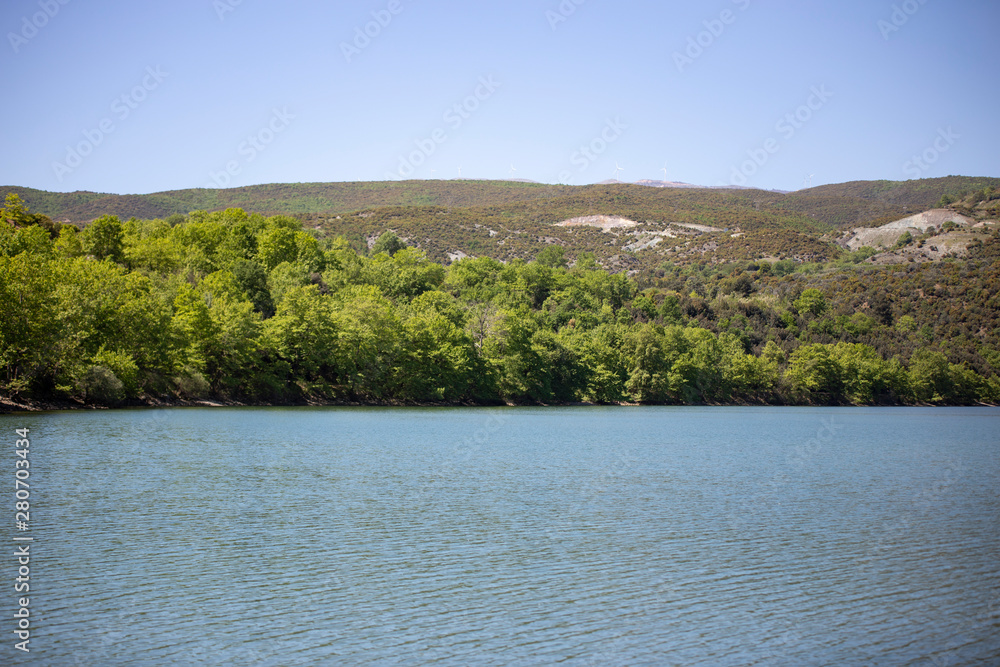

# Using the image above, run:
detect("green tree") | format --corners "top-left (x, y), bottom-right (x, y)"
top-left (262, 284), bottom-right (340, 394)
top-left (720, 333), bottom-right (777, 399)
top-left (1, 224), bottom-right (53, 258)
top-left (785, 344), bottom-right (842, 402)
top-left (632, 293), bottom-right (657, 321)
top-left (197, 271), bottom-right (264, 396)
top-left (528, 329), bottom-right (582, 403)
top-left (566, 323), bottom-right (628, 403)
top-left (81, 215), bottom-right (125, 263)
top-left (123, 219), bottom-right (181, 272)
top-left (829, 343), bottom-right (903, 404)
top-left (256, 226), bottom-right (298, 270)
top-left (625, 323), bottom-right (672, 402)
top-left (0, 255), bottom-right (58, 394)
top-left (0, 194), bottom-right (31, 227)
top-left (171, 283), bottom-right (218, 376)
top-left (896, 314), bottom-right (918, 332)
top-left (332, 285), bottom-right (404, 398)
top-left (667, 327), bottom-right (724, 403)
top-left (231, 259), bottom-right (275, 317)
top-left (371, 231), bottom-right (406, 257)
top-left (659, 294), bottom-right (683, 325)
top-left (48, 258), bottom-right (171, 400)
top-left (536, 245), bottom-right (568, 269)
top-left (370, 247), bottom-right (445, 301)
top-left (54, 226), bottom-right (84, 258)
top-left (445, 256), bottom-right (505, 302)
top-left (294, 231), bottom-right (325, 273)
top-left (794, 288), bottom-right (827, 317)
top-left (908, 349), bottom-right (952, 403)
top-left (398, 296), bottom-right (477, 401)
top-left (268, 261), bottom-right (312, 308)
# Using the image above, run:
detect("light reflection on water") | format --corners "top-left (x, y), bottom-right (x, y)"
top-left (6, 406), bottom-right (999, 665)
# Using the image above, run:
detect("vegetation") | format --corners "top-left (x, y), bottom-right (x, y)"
top-left (2, 191), bottom-right (997, 408)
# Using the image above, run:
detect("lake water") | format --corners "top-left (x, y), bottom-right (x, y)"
top-left (3, 406), bottom-right (999, 665)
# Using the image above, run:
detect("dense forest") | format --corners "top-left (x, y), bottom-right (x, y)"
top-left (2, 190), bottom-right (998, 408)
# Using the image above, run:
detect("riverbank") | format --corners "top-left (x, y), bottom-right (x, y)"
top-left (3, 393), bottom-right (993, 414)
top-left (0, 394), bottom-right (514, 414)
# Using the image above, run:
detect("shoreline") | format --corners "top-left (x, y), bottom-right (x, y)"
top-left (2, 394), bottom-right (995, 414)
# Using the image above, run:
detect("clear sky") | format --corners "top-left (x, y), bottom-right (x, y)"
top-left (1, 0), bottom-right (997, 194)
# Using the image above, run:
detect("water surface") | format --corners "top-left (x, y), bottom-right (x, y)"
top-left (4, 407), bottom-right (999, 665)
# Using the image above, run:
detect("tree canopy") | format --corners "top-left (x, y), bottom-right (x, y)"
top-left (2, 198), bottom-right (998, 407)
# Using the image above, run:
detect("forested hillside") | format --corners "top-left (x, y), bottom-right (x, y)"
top-left (2, 192), bottom-right (998, 409)
top-left (2, 181), bottom-right (576, 224)
top-left (8, 176), bottom-right (998, 228)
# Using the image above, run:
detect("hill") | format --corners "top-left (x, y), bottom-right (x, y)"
top-left (773, 176), bottom-right (1000, 229)
top-left (1, 181), bottom-right (998, 409)
top-left (1, 181), bottom-right (576, 224)
top-left (4, 176), bottom-right (998, 271)
top-left (6, 176), bottom-right (998, 230)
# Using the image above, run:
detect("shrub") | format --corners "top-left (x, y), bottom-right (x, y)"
top-left (78, 366), bottom-right (124, 405)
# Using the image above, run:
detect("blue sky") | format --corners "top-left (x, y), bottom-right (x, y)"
top-left (1, 0), bottom-right (997, 194)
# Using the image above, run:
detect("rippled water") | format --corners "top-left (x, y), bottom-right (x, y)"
top-left (4, 406), bottom-right (999, 665)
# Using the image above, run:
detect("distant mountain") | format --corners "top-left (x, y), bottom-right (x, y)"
top-left (635, 179), bottom-right (711, 189)
top-left (1, 181), bottom-right (575, 225)
top-left (634, 179), bottom-right (762, 191)
top-left (3, 176), bottom-right (996, 235)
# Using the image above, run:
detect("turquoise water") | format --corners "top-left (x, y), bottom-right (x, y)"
top-left (3, 407), bottom-right (999, 665)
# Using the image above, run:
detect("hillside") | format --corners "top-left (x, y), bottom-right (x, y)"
top-left (1, 181), bottom-right (576, 224)
top-left (1, 182), bottom-right (998, 409)
top-left (775, 176), bottom-right (1000, 229)
top-left (7, 176), bottom-right (997, 230)
top-left (5, 175), bottom-right (998, 274)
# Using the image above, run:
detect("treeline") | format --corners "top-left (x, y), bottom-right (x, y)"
top-left (1, 195), bottom-right (998, 407)
top-left (5, 180), bottom-right (573, 226)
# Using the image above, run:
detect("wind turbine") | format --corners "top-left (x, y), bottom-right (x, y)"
top-left (661, 163), bottom-right (668, 181)
top-left (457, 166), bottom-right (462, 179)
top-left (509, 164), bottom-right (517, 177)
top-left (613, 162), bottom-right (624, 182)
